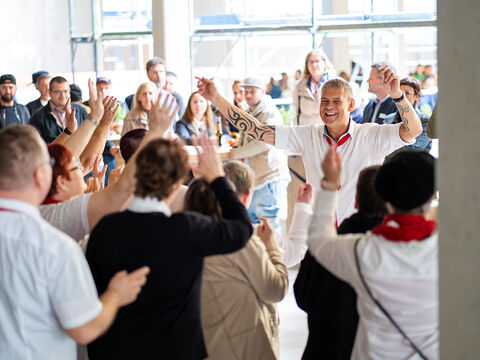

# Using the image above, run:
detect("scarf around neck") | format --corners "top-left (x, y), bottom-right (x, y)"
top-left (372, 213), bottom-right (436, 242)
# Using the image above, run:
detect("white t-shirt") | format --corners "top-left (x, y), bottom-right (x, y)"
top-left (0, 198), bottom-right (102, 360)
top-left (40, 193), bottom-right (91, 242)
top-left (307, 190), bottom-right (438, 359)
top-left (275, 121), bottom-right (412, 224)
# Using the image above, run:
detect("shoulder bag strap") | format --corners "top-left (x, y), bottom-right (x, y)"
top-left (353, 238), bottom-right (429, 360)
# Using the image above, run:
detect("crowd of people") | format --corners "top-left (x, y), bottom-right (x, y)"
top-left (0, 49), bottom-right (438, 360)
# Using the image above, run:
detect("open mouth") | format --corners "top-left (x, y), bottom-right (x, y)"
top-left (324, 112), bottom-right (338, 121)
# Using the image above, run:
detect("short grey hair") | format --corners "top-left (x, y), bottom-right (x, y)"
top-left (146, 57), bottom-right (165, 73)
top-left (371, 62), bottom-right (395, 78)
top-left (223, 161), bottom-right (254, 196)
top-left (320, 78), bottom-right (353, 101)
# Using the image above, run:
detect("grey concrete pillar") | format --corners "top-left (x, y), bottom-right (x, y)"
top-left (152, 0), bottom-right (192, 97)
top-left (438, 0), bottom-right (480, 357)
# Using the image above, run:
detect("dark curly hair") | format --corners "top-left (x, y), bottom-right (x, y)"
top-left (134, 139), bottom-right (189, 200)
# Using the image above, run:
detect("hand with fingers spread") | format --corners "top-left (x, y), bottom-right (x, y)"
top-left (149, 93), bottom-right (178, 134)
top-left (92, 154), bottom-right (107, 184)
top-left (101, 96), bottom-right (119, 126)
top-left (195, 77), bottom-right (220, 104)
top-left (321, 144), bottom-right (342, 187)
top-left (192, 134), bottom-right (224, 183)
top-left (257, 217), bottom-right (279, 251)
top-left (107, 164), bottom-right (124, 186)
top-left (379, 66), bottom-right (402, 99)
top-left (87, 78), bottom-right (105, 122)
top-left (65, 98), bottom-right (77, 133)
top-left (296, 183), bottom-right (314, 206)
top-left (107, 266), bottom-right (150, 306)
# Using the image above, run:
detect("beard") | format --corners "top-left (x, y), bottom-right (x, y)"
top-left (1, 94), bottom-right (13, 103)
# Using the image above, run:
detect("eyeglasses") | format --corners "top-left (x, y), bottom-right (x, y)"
top-left (69, 158), bottom-right (83, 172)
top-left (50, 90), bottom-right (70, 95)
top-left (308, 59), bottom-right (325, 66)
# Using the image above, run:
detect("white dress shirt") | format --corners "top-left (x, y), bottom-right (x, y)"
top-left (275, 121), bottom-right (413, 224)
top-left (307, 189), bottom-right (439, 359)
top-left (276, 202), bottom-right (313, 267)
top-left (0, 198), bottom-right (102, 360)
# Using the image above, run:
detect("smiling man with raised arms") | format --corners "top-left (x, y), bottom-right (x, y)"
top-left (197, 66), bottom-right (423, 223)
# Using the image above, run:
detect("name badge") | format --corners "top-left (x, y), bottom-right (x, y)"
top-left (379, 113), bottom-right (386, 119)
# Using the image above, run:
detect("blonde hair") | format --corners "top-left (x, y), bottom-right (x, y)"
top-left (303, 49), bottom-right (335, 79)
top-left (130, 81), bottom-right (158, 119)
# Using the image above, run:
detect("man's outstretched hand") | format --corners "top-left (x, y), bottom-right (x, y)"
top-left (196, 77), bottom-right (219, 104)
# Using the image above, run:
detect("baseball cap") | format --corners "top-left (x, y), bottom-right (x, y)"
top-left (96, 77), bottom-right (111, 84)
top-left (32, 71), bottom-right (49, 84)
top-left (241, 77), bottom-right (265, 91)
top-left (0, 74), bottom-right (16, 85)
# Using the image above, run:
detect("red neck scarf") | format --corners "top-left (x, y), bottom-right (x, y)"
top-left (372, 213), bottom-right (436, 242)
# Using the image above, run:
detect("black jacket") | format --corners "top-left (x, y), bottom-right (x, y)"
top-left (294, 213), bottom-right (383, 360)
top-left (0, 102), bottom-right (30, 129)
top-left (26, 98), bottom-right (44, 117)
top-left (362, 97), bottom-right (397, 124)
top-left (28, 101), bottom-right (87, 143)
top-left (86, 177), bottom-right (253, 360)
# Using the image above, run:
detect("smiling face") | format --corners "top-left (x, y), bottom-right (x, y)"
top-left (189, 93), bottom-right (207, 119)
top-left (320, 87), bottom-right (354, 127)
top-left (49, 80), bottom-right (70, 109)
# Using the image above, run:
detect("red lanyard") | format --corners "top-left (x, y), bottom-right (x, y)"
top-left (0, 207), bottom-right (20, 213)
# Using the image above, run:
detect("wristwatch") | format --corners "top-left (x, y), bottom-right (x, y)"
top-left (392, 91), bottom-right (405, 103)
top-left (87, 114), bottom-right (99, 126)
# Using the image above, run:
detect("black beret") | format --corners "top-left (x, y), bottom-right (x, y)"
top-left (375, 151), bottom-right (435, 211)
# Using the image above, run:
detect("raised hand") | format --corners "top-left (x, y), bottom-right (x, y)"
top-left (321, 144), bottom-right (342, 186)
top-left (107, 266), bottom-right (150, 306)
top-left (88, 78), bottom-right (105, 122)
top-left (379, 66), bottom-right (402, 99)
top-left (296, 183), bottom-right (314, 206)
top-left (149, 93), bottom-right (178, 134)
top-left (257, 217), bottom-right (279, 251)
top-left (192, 134), bottom-right (224, 183)
top-left (65, 97), bottom-right (77, 133)
top-left (107, 164), bottom-right (124, 186)
top-left (101, 96), bottom-right (119, 126)
top-left (195, 77), bottom-right (219, 103)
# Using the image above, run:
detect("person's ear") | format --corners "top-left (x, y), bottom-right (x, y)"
top-left (55, 174), bottom-right (69, 192)
top-left (348, 98), bottom-right (355, 112)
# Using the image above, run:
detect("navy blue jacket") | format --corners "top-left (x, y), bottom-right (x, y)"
top-left (0, 102), bottom-right (30, 129)
top-left (362, 97), bottom-right (397, 124)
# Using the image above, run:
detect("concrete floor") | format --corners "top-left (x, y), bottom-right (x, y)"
top-left (278, 268), bottom-right (309, 360)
